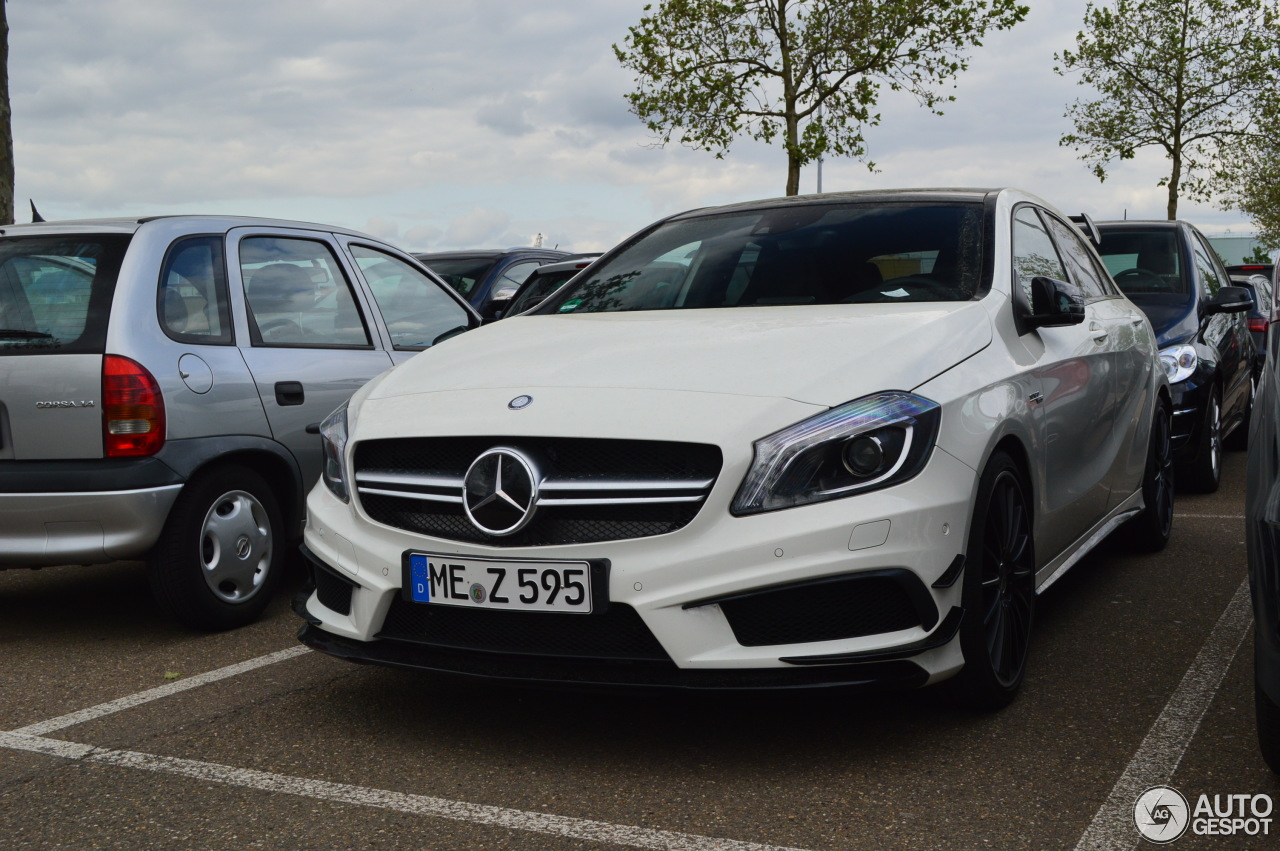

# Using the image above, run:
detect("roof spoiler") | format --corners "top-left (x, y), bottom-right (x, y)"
top-left (1069, 213), bottom-right (1100, 247)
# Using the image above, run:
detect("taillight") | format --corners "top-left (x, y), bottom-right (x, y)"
top-left (1249, 317), bottom-right (1270, 334)
top-left (102, 355), bottom-right (165, 457)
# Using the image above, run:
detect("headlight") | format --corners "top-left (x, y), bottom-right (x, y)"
top-left (1158, 344), bottom-right (1197, 383)
top-left (731, 392), bottom-right (941, 516)
top-left (319, 401), bottom-right (350, 502)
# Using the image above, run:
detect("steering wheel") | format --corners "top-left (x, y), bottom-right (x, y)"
top-left (1114, 267), bottom-right (1167, 291)
top-left (258, 318), bottom-right (304, 342)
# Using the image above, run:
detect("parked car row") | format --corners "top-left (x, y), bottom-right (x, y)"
top-left (2, 192), bottom-right (1266, 727)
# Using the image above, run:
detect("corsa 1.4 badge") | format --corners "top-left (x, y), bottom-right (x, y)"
top-left (408, 553), bottom-right (591, 613)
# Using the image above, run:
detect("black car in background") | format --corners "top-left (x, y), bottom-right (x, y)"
top-left (1096, 220), bottom-right (1253, 492)
top-left (415, 247), bottom-right (570, 318)
top-left (499, 253), bottom-right (602, 318)
top-left (1226, 263), bottom-right (1275, 366)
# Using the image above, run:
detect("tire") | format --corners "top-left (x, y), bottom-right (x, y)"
top-left (1125, 401), bottom-right (1174, 552)
top-left (147, 465), bottom-right (284, 631)
top-left (942, 451), bottom-right (1035, 711)
top-left (1182, 387), bottom-right (1222, 493)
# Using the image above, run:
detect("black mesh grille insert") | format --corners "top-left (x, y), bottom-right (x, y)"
top-left (354, 436), bottom-right (722, 546)
top-left (378, 598), bottom-right (671, 662)
top-left (313, 561), bottom-right (356, 617)
top-left (718, 573), bottom-right (924, 647)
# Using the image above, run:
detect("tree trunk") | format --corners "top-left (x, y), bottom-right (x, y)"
top-left (0, 3), bottom-right (12, 226)
top-left (786, 150), bottom-right (801, 196)
top-left (1167, 150), bottom-right (1180, 220)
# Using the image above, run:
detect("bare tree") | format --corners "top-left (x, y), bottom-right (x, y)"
top-left (0, 1), bottom-right (12, 225)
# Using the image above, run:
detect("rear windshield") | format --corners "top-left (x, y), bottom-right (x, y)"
top-left (542, 202), bottom-right (987, 314)
top-left (0, 234), bottom-right (131, 354)
top-left (420, 257), bottom-right (497, 298)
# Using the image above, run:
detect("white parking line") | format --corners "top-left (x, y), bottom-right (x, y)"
top-left (11, 645), bottom-right (311, 736)
top-left (1, 646), bottom-right (810, 850)
top-left (0, 729), bottom-right (810, 851)
top-left (1073, 577), bottom-right (1252, 851)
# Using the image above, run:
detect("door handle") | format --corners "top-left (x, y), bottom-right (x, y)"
top-left (275, 381), bottom-right (305, 407)
top-left (1089, 322), bottom-right (1108, 342)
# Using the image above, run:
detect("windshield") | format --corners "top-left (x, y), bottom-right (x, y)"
top-left (1096, 229), bottom-right (1189, 297)
top-left (543, 202), bottom-right (986, 314)
top-left (0, 235), bottom-right (131, 354)
top-left (419, 257), bottom-right (497, 298)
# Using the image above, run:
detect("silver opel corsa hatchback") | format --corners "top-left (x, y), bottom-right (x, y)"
top-left (296, 189), bottom-right (1172, 709)
top-left (0, 215), bottom-right (478, 630)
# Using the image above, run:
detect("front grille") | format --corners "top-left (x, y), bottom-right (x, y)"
top-left (354, 436), bottom-right (722, 546)
top-left (716, 572), bottom-right (928, 647)
top-left (378, 597), bottom-right (671, 662)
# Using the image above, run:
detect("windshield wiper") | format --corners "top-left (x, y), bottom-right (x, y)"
top-left (0, 329), bottom-right (54, 339)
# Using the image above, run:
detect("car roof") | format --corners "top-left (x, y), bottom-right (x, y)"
top-left (527, 255), bottom-right (602, 275)
top-left (0, 214), bottom-right (379, 239)
top-left (667, 187), bottom-right (1000, 222)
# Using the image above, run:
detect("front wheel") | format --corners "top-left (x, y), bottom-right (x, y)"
top-left (1182, 388), bottom-right (1222, 493)
top-left (1125, 401), bottom-right (1174, 552)
top-left (942, 451), bottom-right (1035, 711)
top-left (147, 465), bottom-right (285, 631)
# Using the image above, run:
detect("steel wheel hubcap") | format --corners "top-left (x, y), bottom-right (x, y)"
top-left (199, 490), bottom-right (271, 604)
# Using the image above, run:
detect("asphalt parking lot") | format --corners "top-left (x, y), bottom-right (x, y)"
top-left (1, 451), bottom-right (1276, 850)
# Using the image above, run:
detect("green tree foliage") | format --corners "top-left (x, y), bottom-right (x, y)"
top-left (1056, 0), bottom-right (1277, 221)
top-left (1219, 88), bottom-right (1280, 249)
top-left (614, 0), bottom-right (1029, 197)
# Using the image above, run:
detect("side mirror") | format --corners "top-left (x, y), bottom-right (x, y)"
top-left (1204, 285), bottom-right (1252, 315)
top-left (1024, 276), bottom-right (1086, 328)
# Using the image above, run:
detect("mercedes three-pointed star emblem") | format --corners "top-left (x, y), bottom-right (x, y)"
top-left (462, 447), bottom-right (539, 536)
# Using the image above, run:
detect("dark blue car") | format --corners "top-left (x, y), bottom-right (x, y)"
top-left (1096, 220), bottom-right (1254, 492)
top-left (415, 247), bottom-right (570, 319)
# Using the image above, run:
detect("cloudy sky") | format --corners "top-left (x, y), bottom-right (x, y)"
top-left (7, 0), bottom-right (1261, 255)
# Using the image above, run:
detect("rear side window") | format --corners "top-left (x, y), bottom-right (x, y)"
top-left (0, 234), bottom-right (130, 355)
top-left (240, 237), bottom-right (372, 348)
top-left (159, 236), bottom-right (232, 344)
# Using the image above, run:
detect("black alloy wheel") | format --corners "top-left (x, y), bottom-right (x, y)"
top-left (944, 451), bottom-right (1035, 710)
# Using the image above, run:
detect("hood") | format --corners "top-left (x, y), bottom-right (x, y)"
top-left (1127, 293), bottom-right (1197, 348)
top-left (368, 302), bottom-right (992, 408)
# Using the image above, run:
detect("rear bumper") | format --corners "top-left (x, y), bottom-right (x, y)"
top-left (0, 484), bottom-right (182, 566)
top-left (0, 457), bottom-right (185, 566)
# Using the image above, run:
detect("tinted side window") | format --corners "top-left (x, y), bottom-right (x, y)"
top-left (1012, 207), bottom-right (1067, 304)
top-left (1190, 232), bottom-right (1224, 297)
top-left (241, 237), bottom-right (372, 348)
top-left (350, 244), bottom-right (472, 349)
top-left (1044, 215), bottom-right (1110, 299)
top-left (159, 236), bottom-right (232, 344)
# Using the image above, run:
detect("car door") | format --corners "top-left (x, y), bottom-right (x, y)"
top-left (1011, 205), bottom-right (1115, 560)
top-left (1191, 230), bottom-right (1252, 419)
top-left (1043, 213), bottom-right (1155, 506)
top-left (229, 227), bottom-right (394, 491)
top-left (341, 241), bottom-right (478, 364)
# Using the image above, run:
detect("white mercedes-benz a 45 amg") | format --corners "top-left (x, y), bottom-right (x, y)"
top-left (295, 188), bottom-right (1172, 709)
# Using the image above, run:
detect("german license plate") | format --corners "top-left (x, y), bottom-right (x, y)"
top-left (406, 553), bottom-right (593, 613)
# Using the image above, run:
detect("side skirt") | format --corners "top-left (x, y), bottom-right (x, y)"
top-left (1033, 489), bottom-right (1143, 594)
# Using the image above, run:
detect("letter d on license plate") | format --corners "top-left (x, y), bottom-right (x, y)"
top-left (407, 552), bottom-right (593, 614)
